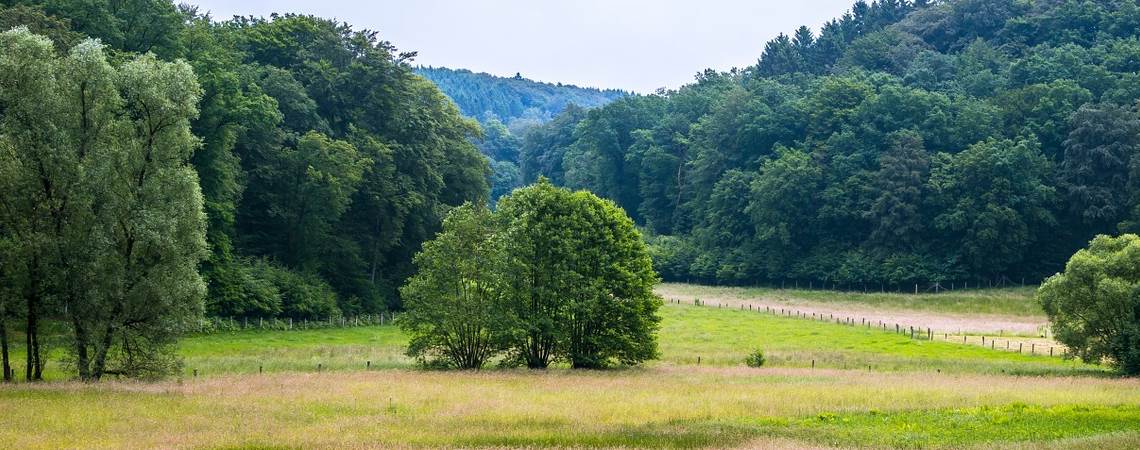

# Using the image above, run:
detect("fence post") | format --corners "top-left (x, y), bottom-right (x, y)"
top-left (1019, 343), bottom-right (1023, 354)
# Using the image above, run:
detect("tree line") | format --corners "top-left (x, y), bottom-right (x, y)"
top-left (518, 0), bottom-right (1140, 288)
top-left (0, 1), bottom-right (491, 381)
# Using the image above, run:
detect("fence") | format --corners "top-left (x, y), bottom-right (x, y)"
top-left (193, 312), bottom-right (399, 334)
top-left (669, 298), bottom-right (1068, 359)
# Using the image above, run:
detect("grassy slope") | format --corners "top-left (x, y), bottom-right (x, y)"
top-left (1, 301), bottom-right (1136, 448)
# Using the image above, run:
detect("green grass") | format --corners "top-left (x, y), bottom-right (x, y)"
top-left (179, 325), bottom-right (408, 375)
top-left (1, 295), bottom-right (1136, 448)
top-left (658, 283), bottom-right (1043, 317)
top-left (749, 404), bottom-right (1140, 449)
top-left (6, 300), bottom-right (1100, 380)
top-left (657, 303), bottom-right (1099, 375)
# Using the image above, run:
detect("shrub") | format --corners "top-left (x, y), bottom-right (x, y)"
top-left (745, 349), bottom-right (767, 368)
top-left (249, 259), bottom-right (340, 321)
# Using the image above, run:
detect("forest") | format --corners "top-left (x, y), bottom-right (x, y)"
top-left (415, 66), bottom-right (627, 131)
top-left (0, 0), bottom-right (496, 379)
top-left (418, 67), bottom-right (626, 201)
top-left (518, 0), bottom-right (1140, 289)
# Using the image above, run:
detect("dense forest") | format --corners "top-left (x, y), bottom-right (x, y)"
top-left (517, 0), bottom-right (1140, 289)
top-left (416, 67), bottom-right (627, 132)
top-left (417, 68), bottom-right (627, 202)
top-left (0, 0), bottom-right (491, 328)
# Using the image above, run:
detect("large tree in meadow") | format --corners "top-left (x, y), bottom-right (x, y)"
top-left (497, 180), bottom-right (661, 369)
top-left (0, 29), bottom-right (207, 381)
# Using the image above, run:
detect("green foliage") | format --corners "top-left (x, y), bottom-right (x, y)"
top-left (744, 349), bottom-right (766, 368)
top-left (519, 0), bottom-right (1140, 287)
top-left (404, 181), bottom-right (662, 369)
top-left (1038, 234), bottom-right (1140, 374)
top-left (399, 204), bottom-right (515, 369)
top-left (0, 29), bottom-right (207, 380)
top-left (0, 2), bottom-right (500, 381)
top-left (929, 138), bottom-right (1057, 276)
top-left (497, 180), bottom-right (662, 368)
top-left (247, 259), bottom-right (339, 321)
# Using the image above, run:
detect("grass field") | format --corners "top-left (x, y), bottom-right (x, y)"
top-left (656, 283), bottom-right (1042, 317)
top-left (1, 290), bottom-right (1138, 449)
top-left (657, 283), bottom-right (1050, 337)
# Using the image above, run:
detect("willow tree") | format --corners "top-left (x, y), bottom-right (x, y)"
top-left (0, 28), bottom-right (206, 381)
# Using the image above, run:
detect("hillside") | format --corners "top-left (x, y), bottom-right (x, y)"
top-left (521, 0), bottom-right (1140, 288)
top-left (416, 66), bottom-right (627, 129)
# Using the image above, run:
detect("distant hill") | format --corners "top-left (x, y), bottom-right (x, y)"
top-left (415, 67), bottom-right (627, 127)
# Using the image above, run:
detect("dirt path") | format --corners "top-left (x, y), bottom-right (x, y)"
top-left (656, 286), bottom-right (1049, 336)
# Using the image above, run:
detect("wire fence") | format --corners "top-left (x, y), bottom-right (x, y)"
top-left (669, 298), bottom-right (1069, 359)
top-left (193, 312), bottom-right (400, 334)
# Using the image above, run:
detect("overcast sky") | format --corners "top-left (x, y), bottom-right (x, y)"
top-left (188, 0), bottom-right (856, 93)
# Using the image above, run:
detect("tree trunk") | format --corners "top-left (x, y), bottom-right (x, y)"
top-left (72, 315), bottom-right (91, 381)
top-left (24, 257), bottom-right (43, 382)
top-left (0, 318), bottom-right (11, 382)
top-left (31, 320), bottom-right (42, 380)
top-left (25, 291), bottom-right (40, 382)
top-left (90, 323), bottom-right (116, 381)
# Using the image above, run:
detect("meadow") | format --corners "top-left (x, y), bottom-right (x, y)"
top-left (1, 287), bottom-right (1138, 449)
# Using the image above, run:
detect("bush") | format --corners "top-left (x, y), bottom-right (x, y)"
top-left (249, 259), bottom-right (340, 320)
top-left (745, 349), bottom-right (766, 368)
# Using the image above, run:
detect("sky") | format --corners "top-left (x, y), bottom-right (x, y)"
top-left (188, 0), bottom-right (857, 93)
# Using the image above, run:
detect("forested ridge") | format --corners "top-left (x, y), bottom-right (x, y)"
top-left (416, 67), bottom-right (627, 202)
top-left (415, 66), bottom-right (627, 130)
top-left (0, 0), bottom-right (490, 353)
top-left (519, 0), bottom-right (1140, 288)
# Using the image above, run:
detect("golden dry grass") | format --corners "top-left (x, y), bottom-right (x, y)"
top-left (1, 367), bottom-right (1138, 449)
